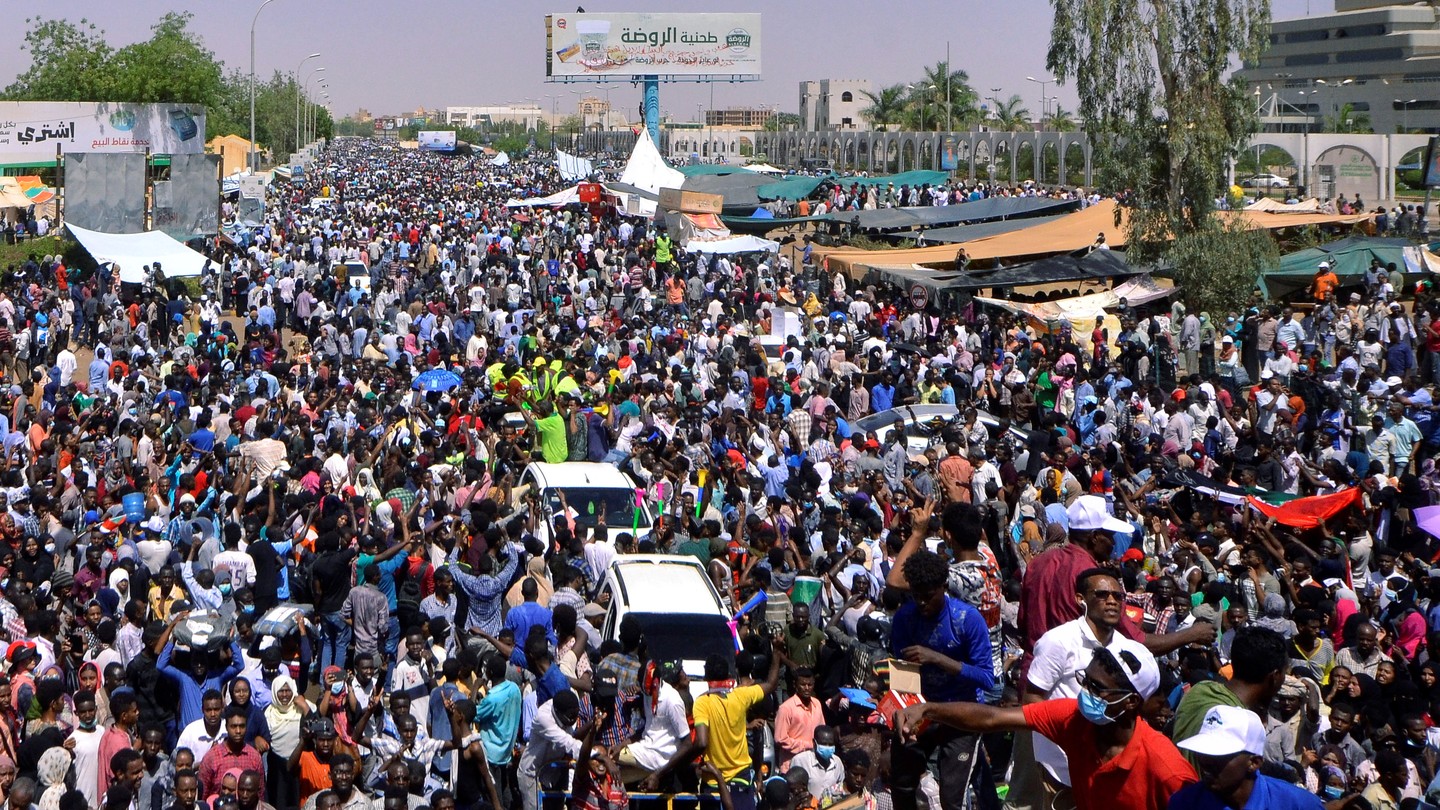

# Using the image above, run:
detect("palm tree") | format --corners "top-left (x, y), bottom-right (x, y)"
top-left (860, 84), bottom-right (909, 129)
top-left (1327, 103), bottom-right (1372, 134)
top-left (1045, 105), bottom-right (1077, 132)
top-left (918, 60), bottom-right (980, 130)
top-left (993, 95), bottom-right (1032, 132)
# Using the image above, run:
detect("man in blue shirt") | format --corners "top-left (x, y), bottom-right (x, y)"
top-left (503, 578), bottom-right (555, 667)
top-left (1170, 705), bottom-right (1323, 810)
top-left (871, 372), bottom-right (897, 413)
top-left (887, 547), bottom-right (995, 810)
top-left (357, 534), bottom-right (410, 661)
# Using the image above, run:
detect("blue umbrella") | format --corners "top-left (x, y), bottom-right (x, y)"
top-left (413, 369), bottom-right (462, 392)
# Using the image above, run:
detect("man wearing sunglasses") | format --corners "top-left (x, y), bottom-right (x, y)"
top-left (1026, 567), bottom-right (1157, 810)
top-left (895, 646), bottom-right (1196, 810)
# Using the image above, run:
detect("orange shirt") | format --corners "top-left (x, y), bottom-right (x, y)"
top-left (1023, 699), bottom-right (1196, 810)
top-left (1313, 270), bottom-right (1339, 301)
top-left (296, 751), bottom-right (333, 806)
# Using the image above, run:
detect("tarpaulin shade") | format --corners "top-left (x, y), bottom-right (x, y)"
top-left (679, 172), bottom-right (774, 212)
top-left (823, 196), bottom-right (1078, 232)
top-left (686, 234), bottom-right (780, 254)
top-left (1245, 197), bottom-right (1321, 213)
top-left (1258, 237), bottom-right (1419, 299)
top-left (554, 149), bottom-right (594, 181)
top-left (66, 223), bottom-right (209, 282)
top-left (917, 214), bottom-right (1069, 244)
top-left (757, 175), bottom-right (827, 201)
top-left (504, 186), bottom-right (580, 207)
top-left (676, 163), bottom-right (756, 177)
top-left (920, 249), bottom-right (1138, 291)
top-left (975, 275), bottom-right (1174, 325)
top-left (1246, 487), bottom-right (1362, 529)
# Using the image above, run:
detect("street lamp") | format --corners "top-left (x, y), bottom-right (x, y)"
top-left (303, 68), bottom-right (325, 144)
top-left (1397, 98), bottom-right (1418, 132)
top-left (249, 0), bottom-right (279, 172)
top-left (294, 53), bottom-right (320, 154)
top-left (1026, 75), bottom-right (1054, 121)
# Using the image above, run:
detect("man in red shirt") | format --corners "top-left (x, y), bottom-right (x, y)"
top-left (896, 647), bottom-right (1196, 810)
top-left (198, 706), bottom-right (265, 797)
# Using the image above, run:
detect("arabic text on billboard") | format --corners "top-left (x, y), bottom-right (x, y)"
top-left (546, 13), bottom-right (760, 78)
top-left (418, 131), bottom-right (457, 151)
top-left (0, 102), bottom-right (205, 166)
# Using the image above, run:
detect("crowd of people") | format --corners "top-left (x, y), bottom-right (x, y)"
top-left (0, 135), bottom-right (1435, 810)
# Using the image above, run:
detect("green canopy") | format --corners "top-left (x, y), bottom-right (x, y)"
top-left (837, 170), bottom-right (950, 188)
top-left (1258, 237), bottom-right (1414, 300)
top-left (756, 170), bottom-right (952, 202)
top-left (675, 164), bottom-right (756, 177)
top-left (757, 175), bottom-right (829, 201)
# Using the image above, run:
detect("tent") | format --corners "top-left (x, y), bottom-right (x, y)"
top-left (975, 275), bottom-right (1174, 324)
top-left (743, 163), bottom-right (785, 174)
top-left (1245, 197), bottom-right (1321, 213)
top-left (940, 249), bottom-right (1140, 290)
top-left (917, 213), bottom-right (1069, 244)
top-left (679, 171), bottom-right (774, 213)
top-left (686, 234), bottom-right (780, 254)
top-left (503, 186), bottom-right (581, 208)
top-left (66, 224), bottom-right (209, 282)
top-left (818, 200), bottom-right (1133, 275)
top-left (824, 196), bottom-right (1078, 233)
top-left (554, 149), bottom-right (594, 182)
top-left (757, 175), bottom-right (829, 201)
top-left (490, 151), bottom-right (511, 167)
top-left (1256, 236), bottom-right (1435, 299)
top-left (620, 135), bottom-right (685, 197)
top-left (676, 164), bottom-right (755, 177)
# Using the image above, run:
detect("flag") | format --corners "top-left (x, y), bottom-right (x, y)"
top-left (1246, 488), bottom-right (1362, 529)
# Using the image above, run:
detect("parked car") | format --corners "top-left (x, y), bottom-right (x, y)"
top-left (515, 462), bottom-right (653, 546)
top-left (594, 555), bottom-right (735, 697)
top-left (1240, 173), bottom-right (1291, 188)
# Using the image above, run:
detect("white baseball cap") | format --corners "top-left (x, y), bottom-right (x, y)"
top-left (1177, 705), bottom-right (1266, 757)
top-left (1066, 495), bottom-right (1132, 534)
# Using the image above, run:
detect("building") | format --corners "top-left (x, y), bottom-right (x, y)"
top-left (444, 105), bottom-right (544, 130)
top-left (1237, 0), bottom-right (1440, 134)
top-left (206, 134), bottom-right (253, 177)
top-left (704, 107), bottom-right (775, 128)
top-left (798, 80), bottom-right (872, 131)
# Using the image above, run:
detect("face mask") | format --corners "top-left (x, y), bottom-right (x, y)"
top-left (43, 543), bottom-right (54, 554)
top-left (1077, 689), bottom-right (1123, 726)
top-left (241, 605), bottom-right (255, 616)
top-left (79, 718), bottom-right (97, 731)
top-left (815, 744), bottom-right (836, 761)
top-left (330, 681), bottom-right (345, 696)
top-left (1385, 589), bottom-right (1397, 602)
top-left (1324, 787), bottom-right (1344, 800)
top-left (219, 583), bottom-right (232, 596)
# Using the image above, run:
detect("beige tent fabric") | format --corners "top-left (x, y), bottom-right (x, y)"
top-left (817, 198), bottom-right (1375, 274)
top-left (1244, 197), bottom-right (1321, 213)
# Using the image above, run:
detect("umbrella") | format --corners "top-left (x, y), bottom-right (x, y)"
top-left (1417, 505), bottom-right (1440, 540)
top-left (413, 369), bottom-right (462, 392)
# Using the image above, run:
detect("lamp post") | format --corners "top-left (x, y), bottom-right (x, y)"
top-left (1397, 98), bottom-right (1417, 132)
top-left (303, 69), bottom-right (325, 143)
top-left (294, 53), bottom-right (320, 154)
top-left (1026, 75), bottom-right (1054, 122)
top-left (249, 0), bottom-right (279, 172)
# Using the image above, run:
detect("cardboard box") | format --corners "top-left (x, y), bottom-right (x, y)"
top-left (889, 660), bottom-right (923, 694)
top-left (658, 187), bottom-right (723, 215)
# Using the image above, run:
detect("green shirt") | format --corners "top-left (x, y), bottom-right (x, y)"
top-left (535, 413), bottom-right (569, 464)
top-left (1172, 679), bottom-right (1245, 765)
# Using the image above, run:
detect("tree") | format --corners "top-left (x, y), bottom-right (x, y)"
top-left (1046, 105), bottom-right (1077, 132)
top-left (1326, 103), bottom-right (1372, 134)
top-left (763, 112), bottom-right (801, 131)
top-left (558, 115), bottom-right (584, 135)
top-left (993, 95), bottom-right (1032, 132)
top-left (1164, 217), bottom-right (1277, 316)
top-left (1047, 0), bottom-right (1270, 312)
top-left (917, 60), bottom-right (980, 130)
top-left (3, 17), bottom-right (114, 100)
top-left (861, 84), bottom-right (909, 129)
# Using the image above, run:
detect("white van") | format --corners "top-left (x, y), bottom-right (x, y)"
top-left (516, 462), bottom-right (654, 547)
top-left (595, 554), bottom-right (736, 694)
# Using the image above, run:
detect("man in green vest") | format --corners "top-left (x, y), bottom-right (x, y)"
top-left (654, 232), bottom-right (673, 270)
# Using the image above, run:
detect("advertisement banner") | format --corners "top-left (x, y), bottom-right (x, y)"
top-left (0, 102), bottom-right (205, 166)
top-left (63, 152), bottom-right (147, 234)
top-left (546, 13), bottom-right (761, 77)
top-left (238, 176), bottom-right (266, 200)
top-left (154, 153), bottom-right (221, 241)
top-left (417, 131), bottom-right (458, 151)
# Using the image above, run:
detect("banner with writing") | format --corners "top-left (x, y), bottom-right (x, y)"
top-left (0, 102), bottom-right (206, 166)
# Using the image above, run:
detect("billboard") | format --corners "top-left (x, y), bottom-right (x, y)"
top-left (0, 102), bottom-right (205, 166)
top-left (154, 153), bottom-right (221, 241)
top-left (63, 153), bottom-right (147, 234)
top-left (417, 131), bottom-right (457, 151)
top-left (546, 13), bottom-right (760, 78)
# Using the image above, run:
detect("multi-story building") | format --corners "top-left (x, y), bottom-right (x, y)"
top-left (444, 105), bottom-right (545, 130)
top-left (798, 79), bottom-right (872, 131)
top-left (704, 108), bottom-right (775, 128)
top-left (1237, 0), bottom-right (1440, 134)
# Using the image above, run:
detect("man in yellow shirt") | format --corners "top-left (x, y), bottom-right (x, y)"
top-left (640, 636), bottom-right (784, 807)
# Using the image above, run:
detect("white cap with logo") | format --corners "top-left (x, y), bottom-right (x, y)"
top-left (1177, 705), bottom-right (1266, 757)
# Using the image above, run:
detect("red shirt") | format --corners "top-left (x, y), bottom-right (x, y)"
top-left (1023, 699), bottom-right (1196, 810)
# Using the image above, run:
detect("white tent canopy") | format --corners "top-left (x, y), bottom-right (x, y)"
top-left (66, 224), bottom-right (208, 283)
top-left (490, 151), bottom-right (511, 167)
top-left (503, 185), bottom-right (580, 208)
top-left (685, 234), bottom-right (780, 254)
top-left (555, 150), bottom-right (594, 181)
top-left (620, 135), bottom-right (685, 198)
top-left (742, 163), bottom-right (785, 174)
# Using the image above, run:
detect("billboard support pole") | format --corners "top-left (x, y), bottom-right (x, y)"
top-left (643, 76), bottom-right (660, 148)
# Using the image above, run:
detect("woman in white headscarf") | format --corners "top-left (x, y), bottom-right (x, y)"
top-left (36, 747), bottom-right (71, 810)
top-left (263, 674), bottom-right (307, 810)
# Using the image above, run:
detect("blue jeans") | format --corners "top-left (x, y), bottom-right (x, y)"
top-left (385, 615), bottom-right (400, 662)
top-left (318, 611), bottom-right (351, 673)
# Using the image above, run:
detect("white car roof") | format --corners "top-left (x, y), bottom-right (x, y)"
top-left (609, 555), bottom-right (723, 616)
top-left (524, 462), bottom-right (636, 490)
